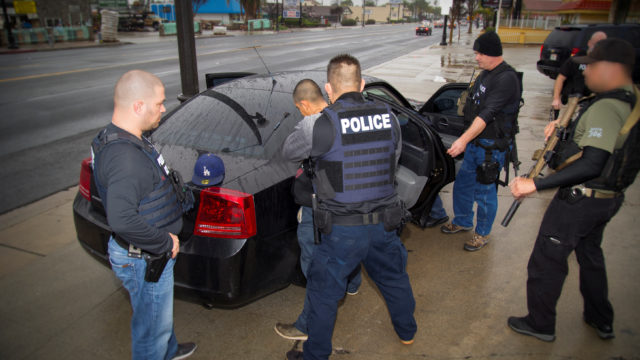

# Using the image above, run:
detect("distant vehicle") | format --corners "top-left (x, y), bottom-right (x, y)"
top-left (74, 70), bottom-right (469, 308)
top-left (434, 19), bottom-right (444, 28)
top-left (536, 23), bottom-right (640, 82)
top-left (447, 21), bottom-right (457, 29)
top-left (416, 21), bottom-right (432, 36)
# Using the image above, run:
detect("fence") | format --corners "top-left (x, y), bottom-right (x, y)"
top-left (499, 16), bottom-right (561, 30)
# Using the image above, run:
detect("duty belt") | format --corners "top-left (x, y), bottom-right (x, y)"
top-left (332, 211), bottom-right (384, 226)
top-left (570, 185), bottom-right (622, 199)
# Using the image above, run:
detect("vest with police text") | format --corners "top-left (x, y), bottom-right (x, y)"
top-left (315, 97), bottom-right (397, 205)
top-left (91, 129), bottom-right (184, 230)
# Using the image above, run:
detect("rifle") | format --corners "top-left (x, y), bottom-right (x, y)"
top-left (501, 96), bottom-right (580, 227)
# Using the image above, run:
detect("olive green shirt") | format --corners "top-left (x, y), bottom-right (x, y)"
top-left (573, 84), bottom-right (634, 153)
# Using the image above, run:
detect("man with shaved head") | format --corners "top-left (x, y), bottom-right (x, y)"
top-left (282, 55), bottom-right (416, 360)
top-left (551, 31), bottom-right (607, 111)
top-left (91, 70), bottom-right (196, 360)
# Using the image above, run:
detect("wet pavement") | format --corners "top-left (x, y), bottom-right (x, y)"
top-left (1, 30), bottom-right (639, 360)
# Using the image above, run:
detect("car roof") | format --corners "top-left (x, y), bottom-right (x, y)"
top-left (212, 69), bottom-right (387, 94)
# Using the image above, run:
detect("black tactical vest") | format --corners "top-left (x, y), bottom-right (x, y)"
top-left (586, 89), bottom-right (639, 192)
top-left (91, 129), bottom-right (185, 230)
top-left (463, 62), bottom-right (521, 144)
top-left (549, 89), bottom-right (636, 174)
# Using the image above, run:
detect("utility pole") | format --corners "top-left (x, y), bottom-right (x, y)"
top-left (299, 0), bottom-right (302, 26)
top-left (362, 0), bottom-right (365, 27)
top-left (175, 0), bottom-right (199, 102)
top-left (276, 0), bottom-right (280, 31)
top-left (495, 0), bottom-right (502, 32)
top-left (1, 0), bottom-right (18, 49)
top-left (440, 14), bottom-right (448, 45)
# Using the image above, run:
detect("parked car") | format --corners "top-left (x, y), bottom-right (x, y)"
top-left (537, 23), bottom-right (640, 83)
top-left (73, 70), bottom-right (468, 308)
top-left (416, 21), bottom-right (432, 36)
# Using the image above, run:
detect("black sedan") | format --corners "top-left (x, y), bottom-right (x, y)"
top-left (73, 70), bottom-right (468, 308)
top-left (416, 24), bottom-right (432, 36)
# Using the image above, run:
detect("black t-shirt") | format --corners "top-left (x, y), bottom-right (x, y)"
top-left (559, 50), bottom-right (591, 99)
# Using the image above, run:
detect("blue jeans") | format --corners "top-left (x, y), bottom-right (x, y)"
top-left (452, 139), bottom-right (506, 236)
top-left (295, 207), bottom-right (362, 334)
top-left (429, 195), bottom-right (447, 219)
top-left (303, 223), bottom-right (417, 360)
top-left (108, 237), bottom-right (178, 360)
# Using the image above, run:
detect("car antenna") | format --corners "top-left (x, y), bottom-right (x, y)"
top-left (253, 46), bottom-right (276, 87)
top-left (253, 46), bottom-right (277, 126)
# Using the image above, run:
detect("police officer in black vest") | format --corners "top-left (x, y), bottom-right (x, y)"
top-left (441, 31), bottom-right (521, 251)
top-left (551, 31), bottom-right (607, 112)
top-left (508, 39), bottom-right (639, 342)
top-left (282, 55), bottom-right (417, 360)
top-left (91, 70), bottom-right (196, 360)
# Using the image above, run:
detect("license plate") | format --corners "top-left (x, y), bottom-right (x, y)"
top-left (550, 54), bottom-right (557, 61)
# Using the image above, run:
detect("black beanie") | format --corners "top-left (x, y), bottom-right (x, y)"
top-left (473, 31), bottom-right (502, 56)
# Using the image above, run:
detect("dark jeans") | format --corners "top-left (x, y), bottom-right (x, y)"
top-left (525, 190), bottom-right (624, 333)
top-left (303, 223), bottom-right (417, 360)
top-left (295, 206), bottom-right (362, 334)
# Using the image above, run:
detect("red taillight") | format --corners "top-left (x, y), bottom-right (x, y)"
top-left (194, 187), bottom-right (257, 239)
top-left (79, 157), bottom-right (92, 201)
top-left (570, 47), bottom-right (579, 56)
top-left (540, 45), bottom-right (544, 58)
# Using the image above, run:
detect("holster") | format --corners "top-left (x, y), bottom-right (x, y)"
top-left (476, 147), bottom-right (501, 185)
top-left (144, 252), bottom-right (171, 283)
top-left (314, 208), bottom-right (333, 234)
top-left (383, 203), bottom-right (405, 232)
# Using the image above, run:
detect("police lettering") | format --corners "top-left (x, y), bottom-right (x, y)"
top-left (340, 113), bottom-right (391, 134)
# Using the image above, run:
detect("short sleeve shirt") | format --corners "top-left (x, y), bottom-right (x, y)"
top-left (573, 85), bottom-right (634, 153)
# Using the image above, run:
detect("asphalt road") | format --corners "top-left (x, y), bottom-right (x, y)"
top-left (0, 24), bottom-right (443, 214)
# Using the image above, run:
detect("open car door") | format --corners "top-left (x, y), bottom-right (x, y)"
top-left (418, 82), bottom-right (470, 142)
top-left (366, 94), bottom-right (456, 227)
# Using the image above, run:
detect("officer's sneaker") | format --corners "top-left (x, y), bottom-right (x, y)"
top-left (464, 233), bottom-right (490, 251)
top-left (440, 223), bottom-right (473, 234)
top-left (584, 316), bottom-right (615, 340)
top-left (286, 350), bottom-right (304, 360)
top-left (508, 316), bottom-right (556, 342)
top-left (275, 322), bottom-right (308, 341)
top-left (400, 338), bottom-right (414, 345)
top-left (172, 343), bottom-right (197, 360)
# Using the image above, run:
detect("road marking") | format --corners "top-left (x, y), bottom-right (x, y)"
top-left (0, 28), bottom-right (415, 83)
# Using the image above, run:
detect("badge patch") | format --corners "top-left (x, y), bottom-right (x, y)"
top-left (588, 128), bottom-right (603, 138)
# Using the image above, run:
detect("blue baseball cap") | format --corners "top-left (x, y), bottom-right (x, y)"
top-left (192, 153), bottom-right (225, 187)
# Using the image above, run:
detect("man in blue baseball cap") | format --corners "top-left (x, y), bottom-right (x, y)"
top-left (192, 153), bottom-right (225, 187)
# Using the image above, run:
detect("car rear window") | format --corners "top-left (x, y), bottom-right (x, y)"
top-left (544, 29), bottom-right (578, 48)
top-left (152, 87), bottom-right (301, 159)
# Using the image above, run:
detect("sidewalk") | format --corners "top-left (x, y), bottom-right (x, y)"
top-left (1, 30), bottom-right (639, 360)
